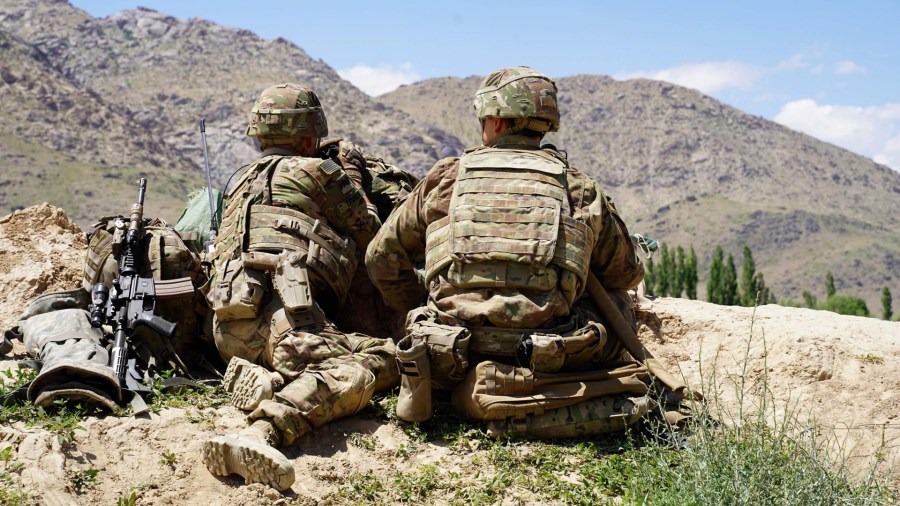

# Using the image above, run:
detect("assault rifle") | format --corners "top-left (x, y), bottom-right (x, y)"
top-left (89, 178), bottom-right (177, 384)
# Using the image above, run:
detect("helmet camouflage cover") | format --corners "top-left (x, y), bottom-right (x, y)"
top-left (246, 83), bottom-right (328, 142)
top-left (473, 66), bottom-right (560, 133)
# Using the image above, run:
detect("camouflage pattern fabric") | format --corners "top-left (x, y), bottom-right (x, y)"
top-left (208, 147), bottom-right (398, 447)
top-left (366, 134), bottom-right (645, 431)
top-left (313, 139), bottom-right (417, 339)
top-left (246, 83), bottom-right (328, 141)
top-left (486, 394), bottom-right (650, 438)
top-left (366, 140), bottom-right (643, 328)
top-left (83, 218), bottom-right (209, 372)
top-left (473, 66), bottom-right (560, 133)
top-left (19, 308), bottom-right (121, 410)
top-left (218, 297), bottom-right (397, 446)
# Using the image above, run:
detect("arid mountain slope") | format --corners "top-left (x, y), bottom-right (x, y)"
top-left (0, 0), bottom-right (463, 224)
top-left (381, 75), bottom-right (900, 310)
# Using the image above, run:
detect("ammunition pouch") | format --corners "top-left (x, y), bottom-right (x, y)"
top-left (210, 258), bottom-right (267, 322)
top-left (468, 317), bottom-right (609, 373)
top-left (515, 321), bottom-right (609, 373)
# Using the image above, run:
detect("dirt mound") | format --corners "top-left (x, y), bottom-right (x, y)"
top-left (0, 205), bottom-right (897, 504)
top-left (0, 203), bottom-right (86, 330)
top-left (639, 298), bottom-right (900, 479)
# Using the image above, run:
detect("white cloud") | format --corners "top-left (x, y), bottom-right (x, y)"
top-left (337, 63), bottom-right (420, 96)
top-left (617, 61), bottom-right (765, 95)
top-left (775, 99), bottom-right (900, 170)
top-left (834, 60), bottom-right (866, 75)
top-left (775, 52), bottom-right (807, 71)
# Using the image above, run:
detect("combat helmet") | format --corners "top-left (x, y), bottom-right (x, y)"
top-left (246, 83), bottom-right (328, 143)
top-left (473, 66), bottom-right (560, 133)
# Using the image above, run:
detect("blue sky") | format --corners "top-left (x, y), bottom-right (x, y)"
top-left (71, 0), bottom-right (900, 170)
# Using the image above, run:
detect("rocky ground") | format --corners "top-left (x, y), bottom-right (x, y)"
top-left (0, 204), bottom-right (897, 505)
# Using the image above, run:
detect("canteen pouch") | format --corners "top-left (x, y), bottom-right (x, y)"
top-left (395, 334), bottom-right (433, 422)
top-left (406, 319), bottom-right (471, 390)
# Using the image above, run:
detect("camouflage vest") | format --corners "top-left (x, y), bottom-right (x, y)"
top-left (208, 155), bottom-right (357, 321)
top-left (424, 148), bottom-right (592, 308)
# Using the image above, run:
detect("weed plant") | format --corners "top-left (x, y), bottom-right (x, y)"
top-left (335, 310), bottom-right (897, 505)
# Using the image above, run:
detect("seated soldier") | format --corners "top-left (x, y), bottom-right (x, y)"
top-left (201, 83), bottom-right (398, 491)
top-left (366, 66), bottom-right (653, 437)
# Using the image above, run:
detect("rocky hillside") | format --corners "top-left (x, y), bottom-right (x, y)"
top-left (381, 76), bottom-right (900, 311)
top-left (0, 0), bottom-right (463, 224)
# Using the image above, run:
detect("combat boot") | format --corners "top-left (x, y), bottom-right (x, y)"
top-left (202, 418), bottom-right (295, 491)
top-left (223, 357), bottom-right (284, 411)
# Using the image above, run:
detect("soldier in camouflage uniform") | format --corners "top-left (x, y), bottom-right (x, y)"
top-left (367, 67), bottom-right (650, 436)
top-left (201, 83), bottom-right (398, 491)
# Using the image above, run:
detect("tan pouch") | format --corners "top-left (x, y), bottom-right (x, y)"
top-left (486, 394), bottom-right (650, 438)
top-left (273, 251), bottom-right (312, 314)
top-left (451, 360), bottom-right (649, 421)
top-left (211, 258), bottom-right (267, 321)
top-left (407, 320), bottom-right (470, 390)
top-left (395, 335), bottom-right (433, 422)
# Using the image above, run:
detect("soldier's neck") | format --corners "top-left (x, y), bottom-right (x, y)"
top-left (261, 147), bottom-right (300, 157)
top-left (487, 134), bottom-right (542, 150)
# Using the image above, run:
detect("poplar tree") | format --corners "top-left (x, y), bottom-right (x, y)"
top-left (802, 290), bottom-right (818, 309)
top-left (645, 256), bottom-right (656, 296)
top-left (753, 272), bottom-right (773, 305)
top-left (826, 272), bottom-right (836, 298)
top-left (708, 246), bottom-right (724, 304)
top-left (673, 245), bottom-right (686, 298)
top-left (686, 246), bottom-right (698, 300)
top-left (739, 245), bottom-right (758, 306)
top-left (883, 287), bottom-right (894, 321)
top-left (658, 243), bottom-right (671, 296)
top-left (723, 252), bottom-right (738, 305)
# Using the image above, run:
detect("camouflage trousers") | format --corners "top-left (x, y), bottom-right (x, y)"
top-left (213, 298), bottom-right (398, 446)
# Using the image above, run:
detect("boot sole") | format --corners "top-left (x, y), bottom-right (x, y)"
top-left (222, 357), bottom-right (274, 411)
top-left (202, 435), bottom-right (295, 491)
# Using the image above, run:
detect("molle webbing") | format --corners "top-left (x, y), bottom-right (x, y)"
top-left (246, 204), bottom-right (356, 301)
top-left (468, 318), bottom-right (577, 357)
top-left (424, 149), bottom-right (591, 298)
top-left (82, 229), bottom-right (113, 290)
top-left (211, 156), bottom-right (281, 269)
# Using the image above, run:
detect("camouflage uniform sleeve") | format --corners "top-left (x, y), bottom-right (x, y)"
top-left (334, 140), bottom-right (367, 188)
top-left (271, 157), bottom-right (381, 252)
top-left (569, 168), bottom-right (644, 291)
top-left (366, 158), bottom-right (457, 314)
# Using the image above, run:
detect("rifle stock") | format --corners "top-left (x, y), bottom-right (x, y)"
top-left (585, 273), bottom-right (701, 401)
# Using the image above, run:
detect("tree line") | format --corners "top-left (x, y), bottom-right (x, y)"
top-left (643, 243), bottom-right (896, 320)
